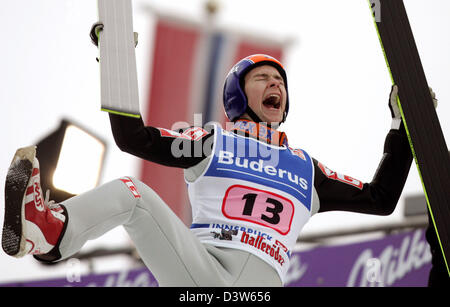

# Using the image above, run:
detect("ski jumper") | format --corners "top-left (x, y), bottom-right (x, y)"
top-left (35, 115), bottom-right (413, 287)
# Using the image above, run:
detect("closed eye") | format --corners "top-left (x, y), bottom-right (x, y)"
top-left (253, 73), bottom-right (284, 85)
top-left (253, 73), bottom-right (270, 81)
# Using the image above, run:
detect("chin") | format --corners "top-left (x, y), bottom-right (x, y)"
top-left (260, 109), bottom-right (284, 124)
top-left (263, 115), bottom-right (283, 124)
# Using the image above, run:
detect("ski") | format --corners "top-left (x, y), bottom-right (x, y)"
top-left (97, 0), bottom-right (140, 118)
top-left (368, 0), bottom-right (450, 276)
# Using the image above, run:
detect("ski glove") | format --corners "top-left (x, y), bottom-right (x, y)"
top-left (389, 84), bottom-right (437, 130)
top-left (89, 22), bottom-right (104, 47)
top-left (89, 22), bottom-right (139, 62)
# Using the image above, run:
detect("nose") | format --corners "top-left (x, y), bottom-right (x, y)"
top-left (268, 77), bottom-right (282, 88)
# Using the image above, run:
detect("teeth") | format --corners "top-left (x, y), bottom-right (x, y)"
top-left (263, 94), bottom-right (281, 109)
top-left (265, 95), bottom-right (279, 102)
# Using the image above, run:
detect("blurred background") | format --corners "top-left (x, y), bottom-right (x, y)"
top-left (0, 0), bottom-right (448, 286)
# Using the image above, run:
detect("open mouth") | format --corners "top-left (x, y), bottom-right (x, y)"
top-left (262, 94), bottom-right (281, 110)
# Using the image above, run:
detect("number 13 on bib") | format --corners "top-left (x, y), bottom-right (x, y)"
top-left (222, 185), bottom-right (295, 235)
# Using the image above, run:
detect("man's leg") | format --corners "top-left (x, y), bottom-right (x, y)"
top-left (58, 176), bottom-right (251, 286)
top-left (3, 147), bottom-right (279, 286)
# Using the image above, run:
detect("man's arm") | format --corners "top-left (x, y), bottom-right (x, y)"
top-left (315, 124), bottom-right (412, 215)
top-left (91, 22), bottom-right (214, 168)
top-left (108, 113), bottom-right (213, 168)
top-left (315, 85), bottom-right (437, 215)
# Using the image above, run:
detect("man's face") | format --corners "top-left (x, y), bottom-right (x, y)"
top-left (243, 65), bottom-right (287, 124)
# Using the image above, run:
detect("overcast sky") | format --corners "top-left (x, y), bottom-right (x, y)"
top-left (0, 0), bottom-right (448, 283)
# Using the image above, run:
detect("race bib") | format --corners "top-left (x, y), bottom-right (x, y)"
top-left (222, 185), bottom-right (294, 235)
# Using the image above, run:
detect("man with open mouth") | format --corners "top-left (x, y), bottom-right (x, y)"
top-left (4, 47), bottom-right (434, 287)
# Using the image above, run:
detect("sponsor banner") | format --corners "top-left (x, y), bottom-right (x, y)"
top-left (285, 228), bottom-right (432, 287)
top-left (0, 228), bottom-right (431, 287)
top-left (1, 268), bottom-right (158, 287)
